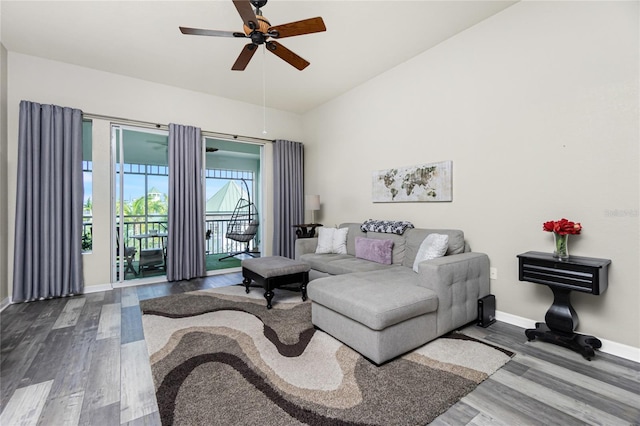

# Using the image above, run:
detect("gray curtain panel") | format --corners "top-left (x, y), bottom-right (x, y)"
top-left (13, 101), bottom-right (84, 302)
top-left (166, 123), bottom-right (206, 281)
top-left (272, 140), bottom-right (304, 258)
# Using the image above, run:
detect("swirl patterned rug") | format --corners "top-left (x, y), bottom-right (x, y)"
top-left (140, 285), bottom-right (513, 426)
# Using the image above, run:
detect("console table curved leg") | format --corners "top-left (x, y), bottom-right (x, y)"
top-left (525, 322), bottom-right (545, 341)
top-left (545, 287), bottom-right (578, 333)
top-left (525, 287), bottom-right (601, 359)
top-left (584, 336), bottom-right (602, 349)
top-left (525, 322), bottom-right (601, 360)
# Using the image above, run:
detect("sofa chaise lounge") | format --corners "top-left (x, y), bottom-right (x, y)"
top-left (295, 222), bottom-right (491, 364)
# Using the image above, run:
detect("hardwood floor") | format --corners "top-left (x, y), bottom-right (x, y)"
top-left (1, 272), bottom-right (639, 425)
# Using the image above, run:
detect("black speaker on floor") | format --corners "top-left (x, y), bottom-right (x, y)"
top-left (477, 294), bottom-right (496, 328)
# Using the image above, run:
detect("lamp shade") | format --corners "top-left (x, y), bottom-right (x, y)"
top-left (305, 195), bottom-right (320, 211)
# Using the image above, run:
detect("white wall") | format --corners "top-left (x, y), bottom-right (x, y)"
top-left (303, 1), bottom-right (639, 351)
top-left (4, 1), bottom-right (638, 356)
top-left (5, 52), bottom-right (303, 294)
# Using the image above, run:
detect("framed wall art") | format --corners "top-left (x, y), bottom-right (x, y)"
top-left (372, 160), bottom-right (452, 202)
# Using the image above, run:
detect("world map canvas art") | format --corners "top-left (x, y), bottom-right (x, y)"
top-left (372, 160), bottom-right (453, 202)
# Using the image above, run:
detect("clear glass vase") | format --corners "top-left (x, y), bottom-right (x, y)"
top-left (553, 233), bottom-right (569, 261)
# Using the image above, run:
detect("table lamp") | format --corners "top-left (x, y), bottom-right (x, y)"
top-left (305, 195), bottom-right (320, 224)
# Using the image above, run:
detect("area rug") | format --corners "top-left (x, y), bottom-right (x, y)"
top-left (140, 285), bottom-right (513, 426)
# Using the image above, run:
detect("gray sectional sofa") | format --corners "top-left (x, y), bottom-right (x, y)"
top-left (294, 223), bottom-right (490, 364)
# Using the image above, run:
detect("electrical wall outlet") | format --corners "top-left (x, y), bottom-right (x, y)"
top-left (490, 267), bottom-right (498, 280)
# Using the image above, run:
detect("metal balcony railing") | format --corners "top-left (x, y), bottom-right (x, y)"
top-left (82, 215), bottom-right (258, 259)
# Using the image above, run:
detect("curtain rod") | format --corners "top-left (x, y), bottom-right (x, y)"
top-left (82, 112), bottom-right (274, 144)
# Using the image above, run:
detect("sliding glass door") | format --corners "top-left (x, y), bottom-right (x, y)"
top-left (203, 138), bottom-right (262, 272)
top-left (111, 126), bottom-right (263, 282)
top-left (112, 125), bottom-right (169, 283)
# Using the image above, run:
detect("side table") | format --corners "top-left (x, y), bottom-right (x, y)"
top-left (517, 251), bottom-right (611, 360)
top-left (292, 223), bottom-right (323, 238)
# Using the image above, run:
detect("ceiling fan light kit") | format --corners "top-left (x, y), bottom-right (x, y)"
top-left (243, 14), bottom-right (271, 36)
top-left (179, 0), bottom-right (326, 71)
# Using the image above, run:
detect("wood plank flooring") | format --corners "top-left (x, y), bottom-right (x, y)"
top-left (1, 272), bottom-right (639, 425)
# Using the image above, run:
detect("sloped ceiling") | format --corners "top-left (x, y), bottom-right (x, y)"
top-left (1, 1), bottom-right (517, 113)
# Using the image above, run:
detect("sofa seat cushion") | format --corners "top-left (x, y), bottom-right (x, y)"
top-left (323, 258), bottom-right (394, 275)
top-left (307, 269), bottom-right (438, 331)
top-left (299, 253), bottom-right (352, 273)
top-left (300, 253), bottom-right (393, 275)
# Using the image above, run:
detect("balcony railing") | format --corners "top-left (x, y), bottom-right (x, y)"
top-left (82, 215), bottom-right (258, 259)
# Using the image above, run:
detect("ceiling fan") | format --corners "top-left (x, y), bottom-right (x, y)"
top-left (179, 0), bottom-right (326, 71)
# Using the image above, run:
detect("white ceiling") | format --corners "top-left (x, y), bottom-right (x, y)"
top-left (1, 0), bottom-right (517, 113)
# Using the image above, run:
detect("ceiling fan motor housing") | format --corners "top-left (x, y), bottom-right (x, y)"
top-left (250, 0), bottom-right (268, 9)
top-left (243, 15), bottom-right (270, 37)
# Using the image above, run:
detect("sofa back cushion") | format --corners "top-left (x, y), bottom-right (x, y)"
top-left (339, 223), bottom-right (367, 256)
top-left (338, 223), bottom-right (466, 267)
top-left (355, 237), bottom-right (394, 265)
top-left (402, 228), bottom-right (466, 268)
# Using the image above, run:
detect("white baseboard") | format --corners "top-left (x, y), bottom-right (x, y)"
top-left (207, 267), bottom-right (241, 276)
top-left (0, 297), bottom-right (10, 312)
top-left (0, 284), bottom-right (113, 311)
top-left (495, 310), bottom-right (537, 330)
top-left (82, 283), bottom-right (113, 293)
top-left (111, 276), bottom-right (167, 288)
top-left (0, 283), bottom-right (121, 314)
top-left (496, 310), bottom-right (640, 363)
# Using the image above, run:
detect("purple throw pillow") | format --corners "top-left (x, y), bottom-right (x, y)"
top-left (355, 237), bottom-right (394, 265)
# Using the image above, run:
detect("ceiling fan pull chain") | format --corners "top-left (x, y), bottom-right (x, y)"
top-left (262, 45), bottom-right (267, 135)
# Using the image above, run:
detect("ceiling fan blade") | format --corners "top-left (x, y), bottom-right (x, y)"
top-left (179, 26), bottom-right (245, 38)
top-left (232, 44), bottom-right (258, 71)
top-left (266, 41), bottom-right (310, 71)
top-left (233, 0), bottom-right (258, 30)
top-left (268, 17), bottom-right (326, 39)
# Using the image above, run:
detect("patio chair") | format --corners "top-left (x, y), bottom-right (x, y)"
top-left (219, 179), bottom-right (260, 261)
top-left (116, 227), bottom-right (137, 277)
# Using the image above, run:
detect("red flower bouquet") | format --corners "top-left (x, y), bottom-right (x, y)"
top-left (542, 218), bottom-right (582, 235)
top-left (543, 218), bottom-right (581, 260)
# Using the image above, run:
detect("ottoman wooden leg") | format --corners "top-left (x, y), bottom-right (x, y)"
top-left (300, 272), bottom-right (309, 302)
top-left (264, 288), bottom-right (275, 309)
top-left (243, 276), bottom-right (251, 294)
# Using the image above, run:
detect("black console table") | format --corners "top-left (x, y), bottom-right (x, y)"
top-left (517, 251), bottom-right (611, 360)
top-left (292, 223), bottom-right (323, 238)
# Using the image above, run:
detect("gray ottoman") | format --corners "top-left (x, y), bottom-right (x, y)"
top-left (241, 256), bottom-right (311, 309)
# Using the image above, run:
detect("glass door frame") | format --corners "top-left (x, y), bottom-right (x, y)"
top-left (202, 136), bottom-right (264, 274)
top-left (111, 123), bottom-right (170, 285)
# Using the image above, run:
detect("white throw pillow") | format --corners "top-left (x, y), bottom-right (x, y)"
top-left (333, 227), bottom-right (348, 254)
top-left (412, 233), bottom-right (449, 272)
top-left (315, 227), bottom-right (348, 254)
top-left (315, 227), bottom-right (334, 254)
